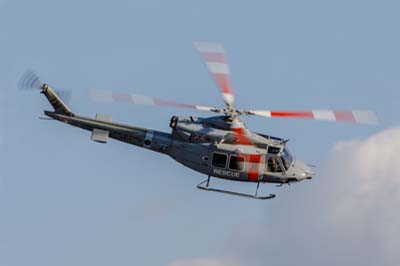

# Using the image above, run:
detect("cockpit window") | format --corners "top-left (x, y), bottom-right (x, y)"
top-left (267, 156), bottom-right (283, 173)
top-left (281, 148), bottom-right (294, 170)
top-left (268, 146), bottom-right (280, 154)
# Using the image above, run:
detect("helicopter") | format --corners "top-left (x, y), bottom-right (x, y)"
top-left (20, 42), bottom-right (379, 200)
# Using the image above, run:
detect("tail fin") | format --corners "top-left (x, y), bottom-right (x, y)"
top-left (41, 84), bottom-right (74, 116)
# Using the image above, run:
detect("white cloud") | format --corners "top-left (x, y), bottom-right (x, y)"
top-left (197, 127), bottom-right (400, 266)
top-left (326, 127), bottom-right (400, 262)
top-left (327, 128), bottom-right (400, 222)
top-left (169, 257), bottom-right (241, 266)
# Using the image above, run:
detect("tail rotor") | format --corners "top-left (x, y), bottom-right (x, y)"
top-left (18, 69), bottom-right (72, 104)
top-left (18, 69), bottom-right (42, 91)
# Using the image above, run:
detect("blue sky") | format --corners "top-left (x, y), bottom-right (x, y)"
top-left (1, 1), bottom-right (399, 265)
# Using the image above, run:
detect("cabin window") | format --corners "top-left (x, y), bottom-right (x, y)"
top-left (229, 155), bottom-right (245, 171)
top-left (212, 153), bottom-right (227, 168)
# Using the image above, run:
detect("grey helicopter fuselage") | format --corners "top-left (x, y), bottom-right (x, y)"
top-left (42, 85), bottom-right (313, 185)
top-left (169, 115), bottom-right (312, 184)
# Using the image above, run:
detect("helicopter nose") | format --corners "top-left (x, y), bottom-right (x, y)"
top-left (295, 160), bottom-right (315, 180)
top-left (303, 171), bottom-right (314, 180)
top-left (300, 171), bottom-right (313, 180)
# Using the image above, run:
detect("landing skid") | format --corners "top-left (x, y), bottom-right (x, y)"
top-left (196, 176), bottom-right (276, 200)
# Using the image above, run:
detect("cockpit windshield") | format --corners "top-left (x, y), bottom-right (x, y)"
top-left (281, 148), bottom-right (294, 170)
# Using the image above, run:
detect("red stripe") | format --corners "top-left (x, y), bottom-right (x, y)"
top-left (334, 111), bottom-right (356, 122)
top-left (202, 52), bottom-right (226, 63)
top-left (232, 128), bottom-right (253, 145)
top-left (271, 111), bottom-right (314, 119)
top-left (112, 92), bottom-right (133, 103)
top-left (247, 154), bottom-right (261, 181)
top-left (214, 73), bottom-right (232, 94)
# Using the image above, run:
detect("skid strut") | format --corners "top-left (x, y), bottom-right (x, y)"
top-left (196, 176), bottom-right (276, 200)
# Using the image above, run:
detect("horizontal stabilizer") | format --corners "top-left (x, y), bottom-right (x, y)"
top-left (91, 114), bottom-right (112, 143)
top-left (91, 129), bottom-right (109, 143)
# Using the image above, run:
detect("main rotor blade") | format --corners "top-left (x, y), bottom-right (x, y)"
top-left (193, 42), bottom-right (235, 109)
top-left (89, 88), bottom-right (223, 113)
top-left (245, 110), bottom-right (379, 125)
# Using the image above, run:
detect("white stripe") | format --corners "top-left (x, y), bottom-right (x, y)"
top-left (312, 110), bottom-right (336, 121)
top-left (251, 110), bottom-right (271, 117)
top-left (247, 163), bottom-right (263, 170)
top-left (231, 119), bottom-right (246, 129)
top-left (196, 105), bottom-right (213, 111)
top-left (194, 42), bottom-right (225, 53)
top-left (352, 110), bottom-right (379, 125)
top-left (131, 94), bottom-right (156, 105)
top-left (89, 89), bottom-right (113, 103)
top-left (206, 62), bottom-right (230, 74)
top-left (144, 130), bottom-right (154, 148)
top-left (222, 93), bottom-right (234, 104)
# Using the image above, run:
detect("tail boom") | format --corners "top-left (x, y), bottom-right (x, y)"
top-left (41, 85), bottom-right (172, 154)
top-left (45, 111), bottom-right (172, 155)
